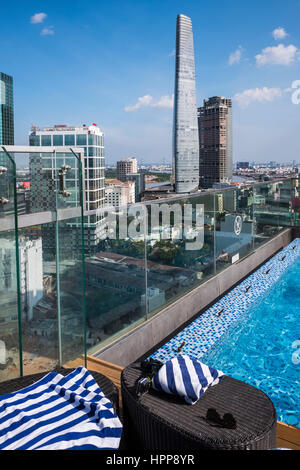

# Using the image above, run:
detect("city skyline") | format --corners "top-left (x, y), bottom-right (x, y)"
top-left (1, 1), bottom-right (300, 164)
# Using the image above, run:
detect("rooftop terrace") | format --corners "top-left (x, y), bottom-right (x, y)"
top-left (0, 145), bottom-right (300, 448)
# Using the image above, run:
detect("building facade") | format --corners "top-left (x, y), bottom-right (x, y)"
top-left (29, 124), bottom-right (105, 251)
top-left (0, 72), bottom-right (14, 145)
top-left (105, 180), bottom-right (135, 207)
top-left (236, 162), bottom-right (250, 170)
top-left (125, 172), bottom-right (145, 202)
top-left (172, 14), bottom-right (199, 194)
top-left (19, 238), bottom-right (43, 321)
top-left (117, 158), bottom-right (138, 182)
top-left (198, 96), bottom-right (233, 189)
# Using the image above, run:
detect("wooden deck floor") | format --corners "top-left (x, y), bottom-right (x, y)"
top-left (65, 355), bottom-right (300, 450)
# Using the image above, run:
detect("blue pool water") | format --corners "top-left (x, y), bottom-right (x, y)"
top-left (149, 240), bottom-right (300, 427)
top-left (201, 257), bottom-right (300, 427)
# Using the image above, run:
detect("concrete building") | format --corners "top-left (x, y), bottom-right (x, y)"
top-left (125, 172), bottom-right (145, 202)
top-left (172, 14), bottom-right (199, 194)
top-left (117, 158), bottom-right (138, 182)
top-left (141, 287), bottom-right (166, 313)
top-left (198, 96), bottom-right (233, 189)
top-left (237, 162), bottom-right (250, 170)
top-left (105, 180), bottom-right (135, 207)
top-left (19, 238), bottom-right (43, 321)
top-left (141, 184), bottom-right (176, 201)
top-left (0, 237), bottom-right (43, 324)
top-left (0, 72), bottom-right (14, 145)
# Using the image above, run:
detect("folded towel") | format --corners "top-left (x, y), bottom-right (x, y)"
top-left (152, 355), bottom-right (224, 405)
top-left (0, 367), bottom-right (122, 450)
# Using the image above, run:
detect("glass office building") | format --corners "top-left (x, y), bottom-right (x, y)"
top-left (29, 124), bottom-right (106, 252)
top-left (172, 15), bottom-right (199, 194)
top-left (0, 72), bottom-right (14, 145)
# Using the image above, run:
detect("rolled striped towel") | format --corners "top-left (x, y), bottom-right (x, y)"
top-left (0, 367), bottom-right (122, 450)
top-left (152, 355), bottom-right (224, 405)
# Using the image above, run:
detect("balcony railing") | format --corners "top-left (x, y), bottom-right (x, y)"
top-left (0, 145), bottom-right (299, 381)
top-left (0, 146), bottom-right (86, 381)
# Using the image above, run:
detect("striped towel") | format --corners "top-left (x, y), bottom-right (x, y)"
top-left (0, 367), bottom-right (122, 450)
top-left (152, 355), bottom-right (224, 405)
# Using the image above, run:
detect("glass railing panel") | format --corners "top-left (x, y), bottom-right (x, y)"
top-left (288, 177), bottom-right (300, 226)
top-left (145, 193), bottom-right (215, 318)
top-left (58, 216), bottom-right (85, 366)
top-left (215, 186), bottom-right (254, 273)
top-left (0, 147), bottom-right (86, 379)
top-left (0, 151), bottom-right (21, 381)
top-left (19, 151), bottom-right (54, 215)
top-left (55, 152), bottom-right (81, 211)
top-left (12, 151), bottom-right (82, 215)
top-left (18, 222), bottom-right (60, 375)
top-left (84, 204), bottom-right (147, 354)
top-left (253, 179), bottom-right (292, 247)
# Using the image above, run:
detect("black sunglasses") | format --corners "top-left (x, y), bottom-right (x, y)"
top-left (203, 408), bottom-right (237, 429)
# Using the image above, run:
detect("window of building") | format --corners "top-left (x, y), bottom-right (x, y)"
top-left (42, 158), bottom-right (52, 169)
top-left (88, 134), bottom-right (97, 146)
top-left (65, 134), bottom-right (75, 146)
top-left (41, 135), bottom-right (51, 146)
top-left (76, 134), bottom-right (87, 146)
top-left (29, 135), bottom-right (40, 146)
top-left (88, 147), bottom-right (96, 157)
top-left (53, 135), bottom-right (63, 146)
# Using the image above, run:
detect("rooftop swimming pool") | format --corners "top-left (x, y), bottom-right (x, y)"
top-left (149, 239), bottom-right (300, 427)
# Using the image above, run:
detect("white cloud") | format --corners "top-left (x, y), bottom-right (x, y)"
top-left (30, 12), bottom-right (47, 24)
top-left (272, 27), bottom-right (288, 40)
top-left (124, 95), bottom-right (153, 112)
top-left (169, 49), bottom-right (175, 57)
top-left (233, 87), bottom-right (282, 108)
top-left (255, 44), bottom-right (298, 66)
top-left (228, 46), bottom-right (243, 65)
top-left (124, 94), bottom-right (173, 112)
top-left (151, 94), bottom-right (174, 109)
top-left (41, 26), bottom-right (54, 36)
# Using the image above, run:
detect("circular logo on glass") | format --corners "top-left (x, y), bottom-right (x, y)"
top-left (234, 216), bottom-right (243, 236)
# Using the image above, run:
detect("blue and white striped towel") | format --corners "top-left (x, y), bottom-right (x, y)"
top-left (152, 355), bottom-right (224, 405)
top-left (0, 366), bottom-right (122, 450)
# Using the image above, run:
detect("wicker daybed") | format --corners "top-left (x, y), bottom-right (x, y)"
top-left (121, 361), bottom-right (277, 450)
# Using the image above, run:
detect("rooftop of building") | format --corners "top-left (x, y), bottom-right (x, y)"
top-left (29, 123), bottom-right (103, 134)
top-left (106, 179), bottom-right (135, 186)
top-left (117, 158), bottom-right (137, 163)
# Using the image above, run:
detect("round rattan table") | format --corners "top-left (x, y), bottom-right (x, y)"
top-left (121, 362), bottom-right (277, 450)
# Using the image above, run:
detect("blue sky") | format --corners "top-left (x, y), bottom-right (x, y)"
top-left (1, 0), bottom-right (300, 164)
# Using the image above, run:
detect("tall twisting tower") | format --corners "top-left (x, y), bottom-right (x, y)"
top-left (172, 14), bottom-right (199, 194)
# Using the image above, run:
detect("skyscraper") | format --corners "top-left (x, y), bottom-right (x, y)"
top-left (172, 14), bottom-right (199, 194)
top-left (0, 72), bottom-right (14, 145)
top-left (198, 96), bottom-right (233, 188)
